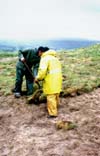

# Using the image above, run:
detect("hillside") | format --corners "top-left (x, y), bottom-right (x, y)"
top-left (0, 44), bottom-right (100, 156)
top-left (0, 38), bottom-right (99, 51)
top-left (0, 43), bottom-right (100, 96)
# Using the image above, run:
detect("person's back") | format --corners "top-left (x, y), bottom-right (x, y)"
top-left (35, 47), bottom-right (62, 118)
top-left (17, 49), bottom-right (40, 68)
top-left (40, 50), bottom-right (62, 94)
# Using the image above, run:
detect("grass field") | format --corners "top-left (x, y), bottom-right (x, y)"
top-left (0, 44), bottom-right (100, 96)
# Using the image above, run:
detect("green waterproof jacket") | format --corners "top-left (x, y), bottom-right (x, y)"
top-left (36, 50), bottom-right (62, 94)
top-left (16, 49), bottom-right (40, 69)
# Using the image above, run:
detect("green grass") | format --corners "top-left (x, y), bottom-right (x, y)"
top-left (0, 60), bottom-right (16, 95)
top-left (0, 51), bottom-right (18, 58)
top-left (59, 44), bottom-right (100, 96)
top-left (0, 44), bottom-right (100, 96)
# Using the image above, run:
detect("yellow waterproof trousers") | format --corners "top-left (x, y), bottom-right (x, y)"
top-left (47, 93), bottom-right (59, 116)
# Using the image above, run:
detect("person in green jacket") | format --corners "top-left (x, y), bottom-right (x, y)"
top-left (13, 48), bottom-right (40, 98)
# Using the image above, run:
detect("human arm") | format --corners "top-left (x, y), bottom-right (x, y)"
top-left (18, 50), bottom-right (26, 62)
top-left (35, 57), bottom-right (48, 81)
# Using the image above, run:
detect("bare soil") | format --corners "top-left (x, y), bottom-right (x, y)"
top-left (0, 57), bottom-right (17, 62)
top-left (0, 89), bottom-right (100, 156)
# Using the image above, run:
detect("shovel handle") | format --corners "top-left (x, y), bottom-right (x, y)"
top-left (23, 61), bottom-right (41, 89)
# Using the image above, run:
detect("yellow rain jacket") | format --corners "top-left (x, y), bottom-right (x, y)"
top-left (36, 50), bottom-right (62, 95)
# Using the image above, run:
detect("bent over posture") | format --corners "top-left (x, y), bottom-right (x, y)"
top-left (35, 47), bottom-right (62, 118)
top-left (13, 49), bottom-right (40, 98)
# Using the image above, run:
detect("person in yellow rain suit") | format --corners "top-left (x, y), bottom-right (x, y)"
top-left (34, 47), bottom-right (62, 118)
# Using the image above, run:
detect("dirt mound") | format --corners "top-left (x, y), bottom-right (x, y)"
top-left (0, 89), bottom-right (100, 156)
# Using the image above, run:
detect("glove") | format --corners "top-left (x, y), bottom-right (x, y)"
top-left (34, 78), bottom-right (38, 83)
top-left (21, 57), bottom-right (25, 62)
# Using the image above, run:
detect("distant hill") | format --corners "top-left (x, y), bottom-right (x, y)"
top-left (0, 40), bottom-right (17, 52)
top-left (0, 38), bottom-right (99, 52)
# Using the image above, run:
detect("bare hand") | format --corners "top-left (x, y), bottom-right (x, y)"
top-left (34, 78), bottom-right (38, 83)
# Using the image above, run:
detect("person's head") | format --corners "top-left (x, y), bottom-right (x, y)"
top-left (37, 46), bottom-right (49, 56)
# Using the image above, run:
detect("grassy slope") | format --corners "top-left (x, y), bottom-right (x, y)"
top-left (0, 51), bottom-right (18, 58)
top-left (0, 44), bottom-right (100, 96)
top-left (59, 44), bottom-right (100, 96)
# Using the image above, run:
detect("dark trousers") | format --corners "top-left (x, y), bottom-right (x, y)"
top-left (14, 66), bottom-right (33, 96)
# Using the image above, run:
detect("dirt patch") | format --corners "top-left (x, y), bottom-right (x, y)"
top-left (0, 89), bottom-right (100, 156)
top-left (0, 57), bottom-right (17, 62)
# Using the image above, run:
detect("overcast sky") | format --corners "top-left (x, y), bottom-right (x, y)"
top-left (0, 0), bottom-right (100, 40)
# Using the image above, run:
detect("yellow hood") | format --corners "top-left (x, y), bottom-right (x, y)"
top-left (42, 50), bottom-right (57, 57)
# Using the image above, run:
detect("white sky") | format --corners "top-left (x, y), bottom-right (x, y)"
top-left (0, 0), bottom-right (100, 40)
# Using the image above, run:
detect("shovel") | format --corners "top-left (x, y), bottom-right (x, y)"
top-left (23, 61), bottom-right (40, 89)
